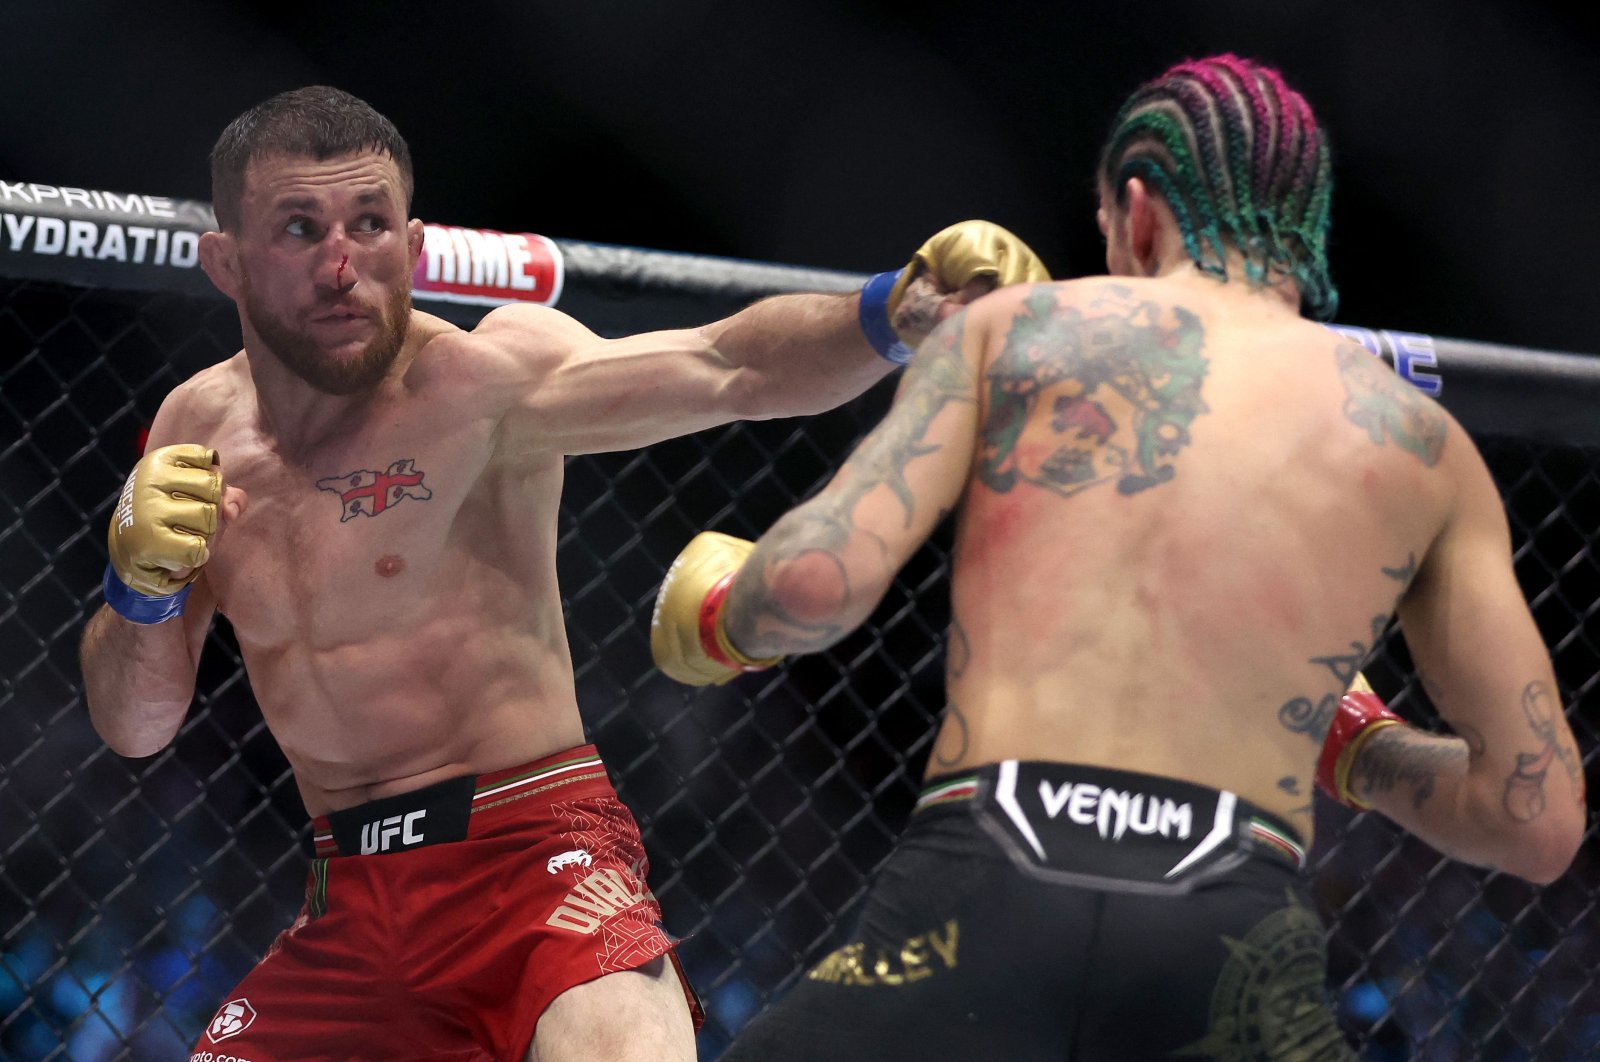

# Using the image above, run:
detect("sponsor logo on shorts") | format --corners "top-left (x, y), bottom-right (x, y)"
top-left (545, 867), bottom-right (650, 934)
top-left (359, 809), bottom-right (427, 854)
top-left (1038, 779), bottom-right (1192, 842)
top-left (807, 920), bottom-right (960, 987)
top-left (204, 998), bottom-right (256, 1044)
top-left (547, 848), bottom-right (593, 874)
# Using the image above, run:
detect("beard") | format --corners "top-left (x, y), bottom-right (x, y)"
top-left (242, 274), bottom-right (413, 396)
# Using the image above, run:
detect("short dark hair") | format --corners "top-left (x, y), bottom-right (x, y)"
top-left (210, 86), bottom-right (414, 232)
top-left (1098, 55), bottom-right (1337, 320)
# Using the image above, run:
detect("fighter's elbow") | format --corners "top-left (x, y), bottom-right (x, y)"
top-left (87, 716), bottom-right (147, 759)
top-left (766, 549), bottom-right (855, 632)
top-left (758, 546), bottom-right (890, 655)
top-left (1496, 813), bottom-right (1586, 886)
top-left (102, 733), bottom-right (171, 760)
top-left (1531, 814), bottom-right (1585, 885)
top-left (85, 692), bottom-right (184, 760)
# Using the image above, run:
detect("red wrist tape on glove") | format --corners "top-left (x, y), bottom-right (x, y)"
top-left (696, 572), bottom-right (775, 674)
top-left (1317, 690), bottom-right (1403, 810)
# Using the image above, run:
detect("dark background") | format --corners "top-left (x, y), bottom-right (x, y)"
top-left (3, 0), bottom-right (1598, 355)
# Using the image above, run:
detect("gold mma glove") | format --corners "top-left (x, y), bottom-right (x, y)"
top-left (103, 443), bottom-right (221, 623)
top-left (858, 220), bottom-right (1050, 364)
top-left (651, 532), bottom-right (783, 686)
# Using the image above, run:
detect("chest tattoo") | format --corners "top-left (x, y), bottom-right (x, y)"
top-left (316, 458), bottom-right (434, 521)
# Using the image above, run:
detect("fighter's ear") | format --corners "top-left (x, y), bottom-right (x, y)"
top-left (199, 230), bottom-right (242, 301)
top-left (407, 218), bottom-right (425, 269)
top-left (1123, 178), bottom-right (1184, 278)
top-left (1124, 178), bottom-right (1159, 276)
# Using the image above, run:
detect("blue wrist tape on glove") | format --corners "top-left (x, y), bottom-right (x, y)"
top-left (102, 564), bottom-right (191, 624)
top-left (858, 269), bottom-right (914, 365)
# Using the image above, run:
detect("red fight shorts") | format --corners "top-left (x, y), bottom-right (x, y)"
top-left (189, 745), bottom-right (701, 1062)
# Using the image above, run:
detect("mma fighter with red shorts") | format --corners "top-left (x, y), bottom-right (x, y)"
top-left (79, 85), bottom-right (1048, 1061)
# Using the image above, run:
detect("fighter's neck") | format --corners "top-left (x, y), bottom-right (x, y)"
top-left (1144, 256), bottom-right (1305, 317)
top-left (242, 344), bottom-right (410, 458)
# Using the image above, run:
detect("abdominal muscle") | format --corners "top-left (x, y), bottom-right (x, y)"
top-left (234, 602), bottom-right (586, 817)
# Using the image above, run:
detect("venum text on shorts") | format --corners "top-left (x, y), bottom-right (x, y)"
top-left (1037, 780), bottom-right (1192, 842)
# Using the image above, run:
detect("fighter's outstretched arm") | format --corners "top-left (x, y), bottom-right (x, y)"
top-left (481, 223), bottom-right (1044, 457)
top-left (477, 293), bottom-right (892, 457)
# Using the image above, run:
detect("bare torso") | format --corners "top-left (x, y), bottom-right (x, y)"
top-left (931, 277), bottom-right (1451, 840)
top-left (183, 312), bottom-right (584, 815)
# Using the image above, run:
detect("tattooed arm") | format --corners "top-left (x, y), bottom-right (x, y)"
top-left (1355, 424), bottom-right (1586, 884)
top-left (720, 303), bottom-right (987, 658)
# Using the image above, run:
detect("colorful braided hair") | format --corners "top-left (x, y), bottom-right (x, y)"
top-left (1097, 54), bottom-right (1338, 320)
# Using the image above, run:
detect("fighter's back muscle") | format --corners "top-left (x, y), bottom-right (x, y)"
top-left (941, 277), bottom-right (1453, 824)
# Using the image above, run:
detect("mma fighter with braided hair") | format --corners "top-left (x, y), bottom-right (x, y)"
top-left (76, 85), bottom-right (1047, 1061)
top-left (654, 55), bottom-right (1585, 1059)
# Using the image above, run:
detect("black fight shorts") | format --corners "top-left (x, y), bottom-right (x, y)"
top-left (723, 761), bottom-right (1354, 1062)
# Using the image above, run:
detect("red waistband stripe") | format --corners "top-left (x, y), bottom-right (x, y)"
top-left (914, 776), bottom-right (980, 812)
top-left (1248, 817), bottom-right (1307, 868)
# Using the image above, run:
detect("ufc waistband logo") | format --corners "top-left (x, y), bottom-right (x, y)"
top-left (360, 810), bottom-right (427, 853)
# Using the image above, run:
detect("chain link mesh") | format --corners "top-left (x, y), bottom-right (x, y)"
top-left (2, 278), bottom-right (1596, 1060)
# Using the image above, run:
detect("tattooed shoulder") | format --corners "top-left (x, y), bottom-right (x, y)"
top-left (1334, 343), bottom-right (1447, 466)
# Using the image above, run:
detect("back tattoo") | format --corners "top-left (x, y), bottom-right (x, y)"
top-left (978, 285), bottom-right (1209, 499)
